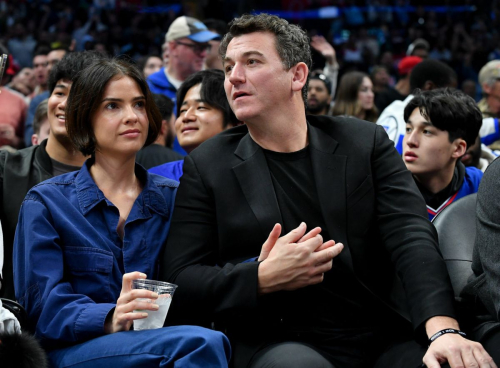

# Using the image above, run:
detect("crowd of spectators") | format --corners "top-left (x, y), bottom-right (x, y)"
top-left (1, 2), bottom-right (500, 367)
top-left (1, 1), bottom-right (499, 93)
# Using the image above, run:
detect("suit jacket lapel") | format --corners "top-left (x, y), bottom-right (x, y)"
top-left (308, 123), bottom-right (354, 272)
top-left (231, 126), bottom-right (354, 272)
top-left (232, 134), bottom-right (283, 235)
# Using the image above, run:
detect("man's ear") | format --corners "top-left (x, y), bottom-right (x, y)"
top-left (31, 134), bottom-right (39, 146)
top-left (452, 139), bottom-right (467, 159)
top-left (291, 62), bottom-right (308, 92)
top-left (483, 83), bottom-right (491, 95)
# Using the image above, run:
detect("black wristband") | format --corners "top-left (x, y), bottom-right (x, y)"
top-left (428, 328), bottom-right (466, 345)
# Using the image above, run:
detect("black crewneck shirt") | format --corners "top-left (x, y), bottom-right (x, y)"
top-left (263, 146), bottom-right (386, 337)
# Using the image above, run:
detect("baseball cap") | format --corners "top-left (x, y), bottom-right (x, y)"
top-left (166, 16), bottom-right (220, 43)
top-left (406, 38), bottom-right (430, 56)
top-left (309, 71), bottom-right (332, 94)
top-left (398, 56), bottom-right (423, 76)
top-left (478, 60), bottom-right (500, 86)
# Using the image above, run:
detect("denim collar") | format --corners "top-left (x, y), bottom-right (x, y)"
top-left (75, 159), bottom-right (170, 219)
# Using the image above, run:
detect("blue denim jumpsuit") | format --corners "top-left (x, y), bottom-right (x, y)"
top-left (14, 160), bottom-right (230, 367)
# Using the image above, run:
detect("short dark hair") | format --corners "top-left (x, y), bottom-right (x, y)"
top-left (48, 51), bottom-right (103, 94)
top-left (152, 94), bottom-right (174, 120)
top-left (152, 94), bottom-right (175, 147)
top-left (33, 45), bottom-right (51, 57)
top-left (66, 57), bottom-right (162, 156)
top-left (203, 19), bottom-right (227, 36)
top-left (33, 99), bottom-right (48, 135)
top-left (176, 69), bottom-right (240, 128)
top-left (409, 59), bottom-right (457, 91)
top-left (403, 88), bottom-right (482, 148)
top-left (219, 13), bottom-right (312, 106)
top-left (370, 65), bottom-right (388, 80)
top-left (137, 55), bottom-right (161, 73)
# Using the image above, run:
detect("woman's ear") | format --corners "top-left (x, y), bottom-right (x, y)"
top-left (291, 62), bottom-right (308, 92)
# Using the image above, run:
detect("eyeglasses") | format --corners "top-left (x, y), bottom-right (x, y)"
top-left (175, 41), bottom-right (211, 54)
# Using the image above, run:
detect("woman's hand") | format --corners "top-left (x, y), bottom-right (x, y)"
top-left (104, 272), bottom-right (159, 334)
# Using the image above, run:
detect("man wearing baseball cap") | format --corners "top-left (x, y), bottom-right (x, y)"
top-left (478, 60), bottom-right (500, 119)
top-left (306, 70), bottom-right (332, 116)
top-left (406, 38), bottom-right (430, 59)
top-left (147, 16), bottom-right (220, 103)
top-left (395, 56), bottom-right (422, 97)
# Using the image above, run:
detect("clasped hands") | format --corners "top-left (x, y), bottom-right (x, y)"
top-left (257, 222), bottom-right (343, 294)
top-left (257, 225), bottom-right (497, 368)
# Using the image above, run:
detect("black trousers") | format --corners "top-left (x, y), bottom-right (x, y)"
top-left (247, 338), bottom-right (434, 368)
top-left (248, 333), bottom-right (500, 368)
top-left (481, 329), bottom-right (500, 363)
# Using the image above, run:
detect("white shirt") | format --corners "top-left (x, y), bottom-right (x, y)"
top-left (376, 94), bottom-right (414, 154)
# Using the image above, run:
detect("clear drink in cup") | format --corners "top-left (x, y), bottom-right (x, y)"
top-left (132, 279), bottom-right (178, 330)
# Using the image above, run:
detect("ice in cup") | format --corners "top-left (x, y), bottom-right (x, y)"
top-left (132, 279), bottom-right (178, 330)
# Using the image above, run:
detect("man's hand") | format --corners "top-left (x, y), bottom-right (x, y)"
top-left (257, 222), bottom-right (343, 294)
top-left (423, 316), bottom-right (496, 368)
top-left (424, 334), bottom-right (496, 368)
top-left (258, 223), bottom-right (331, 262)
top-left (258, 223), bottom-right (282, 262)
top-left (310, 35), bottom-right (337, 65)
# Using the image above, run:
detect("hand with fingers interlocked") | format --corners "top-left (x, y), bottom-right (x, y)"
top-left (257, 222), bottom-right (343, 294)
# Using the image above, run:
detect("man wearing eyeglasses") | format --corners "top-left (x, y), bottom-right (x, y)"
top-left (147, 16), bottom-right (220, 104)
top-left (147, 16), bottom-right (220, 155)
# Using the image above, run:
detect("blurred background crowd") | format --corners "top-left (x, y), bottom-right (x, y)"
top-left (1, 0), bottom-right (499, 98)
top-left (1, 0), bottom-right (500, 152)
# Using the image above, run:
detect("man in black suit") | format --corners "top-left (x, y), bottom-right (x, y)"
top-left (160, 13), bottom-right (495, 368)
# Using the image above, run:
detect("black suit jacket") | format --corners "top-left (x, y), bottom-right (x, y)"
top-left (0, 140), bottom-right (53, 299)
top-left (160, 115), bottom-right (456, 364)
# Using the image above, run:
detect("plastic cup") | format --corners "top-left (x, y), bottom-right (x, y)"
top-left (132, 279), bottom-right (178, 330)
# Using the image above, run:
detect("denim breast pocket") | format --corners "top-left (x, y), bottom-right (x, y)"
top-left (64, 247), bottom-right (114, 302)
